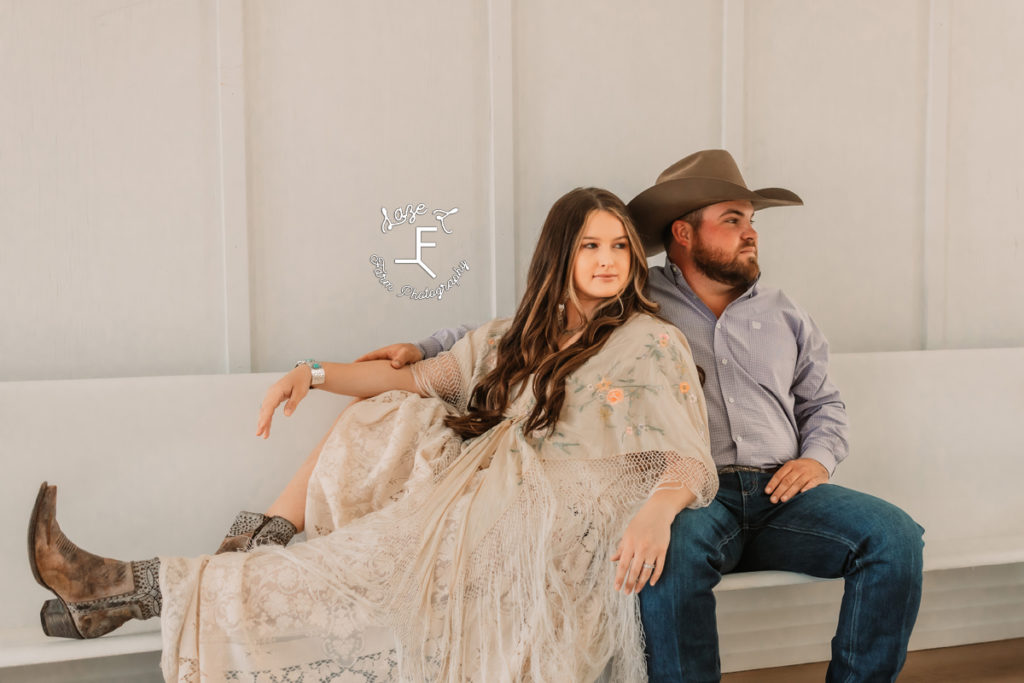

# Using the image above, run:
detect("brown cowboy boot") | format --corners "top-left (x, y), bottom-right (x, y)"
top-left (28, 482), bottom-right (161, 639)
top-left (215, 511), bottom-right (297, 554)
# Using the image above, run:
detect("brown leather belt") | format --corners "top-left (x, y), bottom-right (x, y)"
top-left (717, 465), bottom-right (777, 475)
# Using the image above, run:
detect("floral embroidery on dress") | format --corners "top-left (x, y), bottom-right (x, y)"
top-left (563, 328), bottom-right (702, 446)
top-left (480, 328), bottom-right (503, 370)
top-left (529, 423), bottom-right (581, 455)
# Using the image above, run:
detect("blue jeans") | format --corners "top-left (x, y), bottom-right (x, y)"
top-left (639, 471), bottom-right (924, 683)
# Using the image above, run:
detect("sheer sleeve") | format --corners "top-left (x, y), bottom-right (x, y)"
top-left (622, 320), bottom-right (717, 507)
top-left (409, 318), bottom-right (509, 416)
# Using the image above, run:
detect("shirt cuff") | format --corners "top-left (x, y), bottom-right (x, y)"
top-left (415, 336), bottom-right (444, 360)
top-left (800, 444), bottom-right (838, 478)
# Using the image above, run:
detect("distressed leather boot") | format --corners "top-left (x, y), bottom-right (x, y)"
top-left (215, 511), bottom-right (297, 554)
top-left (28, 482), bottom-right (161, 639)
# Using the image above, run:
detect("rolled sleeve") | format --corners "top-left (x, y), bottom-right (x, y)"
top-left (414, 323), bottom-right (478, 360)
top-left (415, 336), bottom-right (446, 360)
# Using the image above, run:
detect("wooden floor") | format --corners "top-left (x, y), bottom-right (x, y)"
top-left (722, 638), bottom-right (1024, 682)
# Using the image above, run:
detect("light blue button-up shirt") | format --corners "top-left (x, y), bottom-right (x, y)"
top-left (647, 262), bottom-right (848, 474)
top-left (416, 259), bottom-right (849, 475)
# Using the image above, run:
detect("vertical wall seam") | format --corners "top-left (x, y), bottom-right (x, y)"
top-left (215, 0), bottom-right (252, 372)
top-left (923, 0), bottom-right (952, 350)
top-left (487, 0), bottom-right (516, 318)
top-left (721, 0), bottom-right (746, 154)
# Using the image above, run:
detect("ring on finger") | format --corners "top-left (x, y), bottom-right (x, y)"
top-left (642, 562), bottom-right (656, 570)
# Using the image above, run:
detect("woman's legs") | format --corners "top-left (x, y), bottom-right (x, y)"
top-left (213, 442), bottom-right (324, 553)
top-left (31, 421), bottom-right (331, 639)
top-left (30, 402), bottom-right (361, 638)
top-left (264, 404), bottom-right (353, 531)
top-left (216, 405), bottom-right (355, 553)
top-left (264, 438), bottom-right (325, 532)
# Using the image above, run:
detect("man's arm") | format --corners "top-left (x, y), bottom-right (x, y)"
top-left (789, 311), bottom-right (849, 475)
top-left (765, 308), bottom-right (849, 503)
top-left (414, 323), bottom-right (478, 359)
top-left (356, 323), bottom-right (478, 368)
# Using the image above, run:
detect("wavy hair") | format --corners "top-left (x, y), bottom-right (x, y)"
top-left (446, 187), bottom-right (659, 439)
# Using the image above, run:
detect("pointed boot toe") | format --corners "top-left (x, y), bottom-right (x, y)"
top-left (27, 482), bottom-right (160, 639)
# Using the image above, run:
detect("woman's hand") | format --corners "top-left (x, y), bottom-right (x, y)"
top-left (256, 366), bottom-right (312, 439)
top-left (611, 496), bottom-right (678, 595)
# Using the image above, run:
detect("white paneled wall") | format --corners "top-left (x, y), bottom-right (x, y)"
top-left (0, 0), bottom-right (225, 380)
top-left (944, 0), bottom-right (1024, 349)
top-left (243, 1), bottom-right (495, 371)
top-left (744, 0), bottom-right (930, 352)
top-left (2, 0), bottom-right (1022, 381)
top-left (1, 0), bottom-right (500, 380)
top-left (514, 0), bottom-right (725, 293)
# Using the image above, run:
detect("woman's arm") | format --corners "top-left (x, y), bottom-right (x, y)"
top-left (612, 484), bottom-right (697, 595)
top-left (256, 360), bottom-right (420, 438)
top-left (596, 320), bottom-right (715, 594)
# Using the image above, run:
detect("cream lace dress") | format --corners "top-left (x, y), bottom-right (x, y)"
top-left (159, 314), bottom-right (716, 682)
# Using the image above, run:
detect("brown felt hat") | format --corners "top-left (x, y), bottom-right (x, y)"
top-left (628, 149), bottom-right (803, 256)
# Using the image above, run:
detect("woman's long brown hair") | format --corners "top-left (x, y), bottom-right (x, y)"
top-left (445, 187), bottom-right (659, 439)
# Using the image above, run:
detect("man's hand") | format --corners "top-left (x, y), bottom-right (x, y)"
top-left (764, 458), bottom-right (828, 503)
top-left (354, 343), bottom-right (423, 369)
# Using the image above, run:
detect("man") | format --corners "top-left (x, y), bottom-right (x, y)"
top-left (361, 150), bottom-right (924, 682)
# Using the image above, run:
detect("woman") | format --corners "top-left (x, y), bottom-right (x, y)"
top-left (29, 187), bottom-right (716, 681)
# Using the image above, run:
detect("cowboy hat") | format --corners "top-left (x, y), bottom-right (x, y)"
top-left (628, 149), bottom-right (803, 256)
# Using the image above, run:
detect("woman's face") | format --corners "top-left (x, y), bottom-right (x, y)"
top-left (571, 209), bottom-right (631, 317)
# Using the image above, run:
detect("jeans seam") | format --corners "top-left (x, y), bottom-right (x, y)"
top-left (754, 521), bottom-right (864, 683)
top-left (842, 555), bottom-right (861, 683)
top-left (754, 522), bottom-right (860, 555)
top-left (714, 525), bottom-right (742, 561)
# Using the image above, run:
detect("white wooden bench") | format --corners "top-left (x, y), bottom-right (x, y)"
top-left (2, 348), bottom-right (1022, 676)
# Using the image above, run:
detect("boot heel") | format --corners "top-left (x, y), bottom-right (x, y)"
top-left (40, 599), bottom-right (83, 639)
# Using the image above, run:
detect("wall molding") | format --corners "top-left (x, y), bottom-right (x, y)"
top-left (923, 0), bottom-right (951, 350)
top-left (487, 0), bottom-right (517, 317)
top-left (721, 0), bottom-right (746, 154)
top-left (215, 0), bottom-right (252, 372)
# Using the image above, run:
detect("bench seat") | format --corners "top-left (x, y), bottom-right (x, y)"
top-left (5, 535), bottom-right (1021, 669)
top-left (0, 624), bottom-right (161, 669)
top-left (2, 347), bottom-right (1022, 673)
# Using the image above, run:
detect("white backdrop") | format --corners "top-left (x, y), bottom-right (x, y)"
top-left (2, 0), bottom-right (1022, 381)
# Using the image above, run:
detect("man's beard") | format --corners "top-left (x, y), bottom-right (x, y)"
top-left (691, 234), bottom-right (760, 289)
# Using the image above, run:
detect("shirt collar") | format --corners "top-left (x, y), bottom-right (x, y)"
top-left (665, 257), bottom-right (761, 306)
